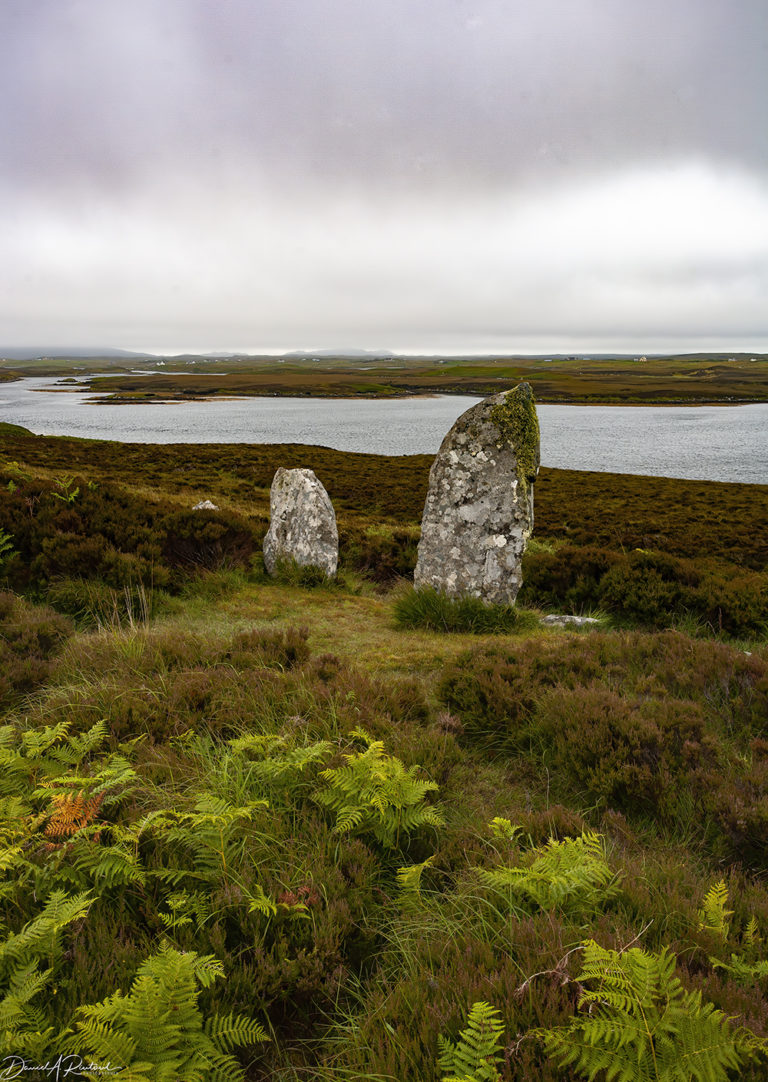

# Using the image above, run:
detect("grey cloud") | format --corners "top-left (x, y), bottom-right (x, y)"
top-left (1, 0), bottom-right (766, 352)
top-left (2, 0), bottom-right (766, 200)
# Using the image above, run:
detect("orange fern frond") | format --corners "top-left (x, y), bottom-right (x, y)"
top-left (45, 791), bottom-right (103, 839)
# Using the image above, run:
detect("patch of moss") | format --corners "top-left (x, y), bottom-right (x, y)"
top-left (0, 421), bottom-right (32, 435)
top-left (489, 382), bottom-right (541, 495)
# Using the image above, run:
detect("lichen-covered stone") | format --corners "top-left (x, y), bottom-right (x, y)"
top-left (263, 468), bottom-right (338, 577)
top-left (541, 614), bottom-right (601, 629)
top-left (413, 383), bottom-right (540, 604)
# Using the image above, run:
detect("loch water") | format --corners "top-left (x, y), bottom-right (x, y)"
top-left (1, 376), bottom-right (767, 484)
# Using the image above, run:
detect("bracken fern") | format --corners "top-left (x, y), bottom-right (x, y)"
top-left (698, 881), bottom-right (768, 985)
top-left (438, 1000), bottom-right (504, 1082)
top-left (0, 890), bottom-right (92, 1058)
top-left (69, 943), bottom-right (268, 1081)
top-left (539, 938), bottom-right (768, 1082)
top-left (477, 830), bottom-right (619, 915)
top-left (313, 729), bottom-right (444, 849)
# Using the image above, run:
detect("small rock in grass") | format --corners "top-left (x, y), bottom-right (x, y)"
top-left (541, 614), bottom-right (602, 629)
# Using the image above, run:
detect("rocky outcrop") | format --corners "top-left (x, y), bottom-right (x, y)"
top-left (413, 383), bottom-right (540, 604)
top-left (263, 467), bottom-right (338, 577)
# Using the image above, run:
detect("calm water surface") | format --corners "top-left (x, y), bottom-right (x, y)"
top-left (1, 376), bottom-right (767, 484)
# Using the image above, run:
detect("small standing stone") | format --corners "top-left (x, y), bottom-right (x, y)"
top-left (414, 383), bottom-right (540, 604)
top-left (263, 467), bottom-right (338, 577)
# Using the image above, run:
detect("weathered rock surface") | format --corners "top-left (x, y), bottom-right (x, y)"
top-left (263, 467), bottom-right (338, 577)
top-left (193, 499), bottom-right (219, 511)
top-left (413, 383), bottom-right (540, 604)
top-left (541, 614), bottom-right (602, 629)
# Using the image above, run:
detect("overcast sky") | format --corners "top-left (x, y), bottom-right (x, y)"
top-left (2, 0), bottom-right (767, 355)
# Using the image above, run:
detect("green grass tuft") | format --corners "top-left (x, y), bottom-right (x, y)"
top-left (393, 586), bottom-right (539, 634)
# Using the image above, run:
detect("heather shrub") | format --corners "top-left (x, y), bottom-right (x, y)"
top-left (0, 471), bottom-right (259, 595)
top-left (532, 467), bottom-right (768, 569)
top-left (0, 592), bottom-right (72, 711)
top-left (598, 552), bottom-right (692, 624)
top-left (706, 754), bottom-right (768, 865)
top-left (520, 543), bottom-right (768, 637)
top-left (161, 508), bottom-right (258, 575)
top-left (530, 684), bottom-right (714, 816)
top-left (318, 908), bottom-right (580, 1081)
top-left (438, 633), bottom-right (768, 746)
top-left (438, 632), bottom-right (768, 850)
top-left (520, 544), bottom-right (621, 611)
top-left (437, 642), bottom-right (604, 746)
top-left (690, 566), bottom-right (768, 637)
top-left (34, 625), bottom-right (430, 749)
top-left (518, 804), bottom-right (588, 846)
top-left (341, 523), bottom-right (419, 582)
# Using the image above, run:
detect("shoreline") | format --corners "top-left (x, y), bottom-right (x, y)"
top-left (29, 385), bottom-right (766, 408)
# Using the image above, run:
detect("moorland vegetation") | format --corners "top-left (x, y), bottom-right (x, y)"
top-left (0, 428), bottom-right (767, 1079)
top-left (4, 352), bottom-right (768, 403)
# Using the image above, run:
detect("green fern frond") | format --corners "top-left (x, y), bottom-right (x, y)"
top-left (73, 945), bottom-right (267, 1081)
top-left (540, 939), bottom-right (768, 1082)
top-left (313, 735), bottom-right (444, 848)
top-left (157, 891), bottom-right (212, 931)
top-left (204, 1011), bottom-right (269, 1050)
top-left (0, 890), bottom-right (92, 974)
top-left (347, 727), bottom-right (377, 747)
top-left (712, 954), bottom-right (768, 983)
top-left (697, 883), bottom-right (768, 986)
top-left (0, 891), bottom-right (92, 1058)
top-left (136, 793), bottom-right (271, 907)
top-left (48, 721), bottom-right (109, 767)
top-left (245, 884), bottom-right (277, 917)
top-left (488, 817), bottom-right (522, 844)
top-left (397, 857), bottom-right (434, 904)
top-left (20, 721), bottom-right (71, 760)
top-left (478, 831), bottom-right (618, 915)
top-left (698, 880), bottom-right (733, 940)
top-left (438, 1001), bottom-right (504, 1082)
top-left (227, 733), bottom-right (332, 788)
top-left (744, 917), bottom-right (761, 946)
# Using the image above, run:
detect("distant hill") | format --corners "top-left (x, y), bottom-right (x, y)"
top-left (282, 348), bottom-right (397, 360)
top-left (0, 347), bottom-right (156, 360)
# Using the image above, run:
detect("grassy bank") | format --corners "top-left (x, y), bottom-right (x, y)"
top-left (0, 430), bottom-right (767, 1079)
top-left (77, 353), bottom-right (768, 404)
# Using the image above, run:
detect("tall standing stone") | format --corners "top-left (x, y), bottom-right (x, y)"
top-left (263, 467), bottom-right (338, 577)
top-left (413, 383), bottom-right (540, 604)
